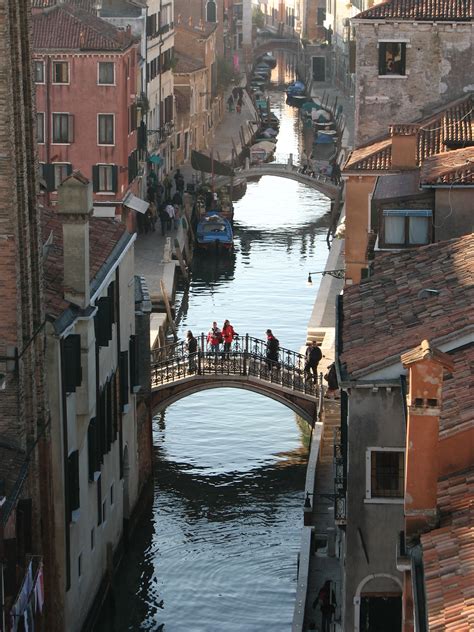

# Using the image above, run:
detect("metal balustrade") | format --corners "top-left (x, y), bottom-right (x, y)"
top-left (150, 334), bottom-right (319, 397)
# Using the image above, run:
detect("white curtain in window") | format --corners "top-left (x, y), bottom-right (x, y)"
top-left (384, 216), bottom-right (405, 244)
top-left (409, 217), bottom-right (429, 244)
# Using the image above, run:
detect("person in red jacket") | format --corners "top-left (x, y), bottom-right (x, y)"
top-left (207, 321), bottom-right (222, 356)
top-left (221, 319), bottom-right (238, 359)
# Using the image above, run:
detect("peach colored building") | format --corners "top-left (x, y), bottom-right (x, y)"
top-left (32, 4), bottom-right (143, 221)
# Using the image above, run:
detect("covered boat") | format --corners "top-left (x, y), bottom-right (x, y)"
top-left (286, 80), bottom-right (305, 97)
top-left (196, 212), bottom-right (233, 252)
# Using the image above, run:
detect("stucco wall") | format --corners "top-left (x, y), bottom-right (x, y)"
top-left (434, 188), bottom-right (474, 241)
top-left (354, 21), bottom-right (473, 145)
top-left (343, 386), bottom-right (405, 631)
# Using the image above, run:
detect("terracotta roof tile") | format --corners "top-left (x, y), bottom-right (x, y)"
top-left (344, 95), bottom-right (473, 172)
top-left (32, 3), bottom-right (136, 51)
top-left (439, 346), bottom-right (474, 438)
top-left (421, 469), bottom-right (474, 632)
top-left (174, 51), bottom-right (206, 73)
top-left (41, 205), bottom-right (129, 320)
top-left (420, 147), bottom-right (474, 184)
top-left (340, 234), bottom-right (474, 377)
top-left (355, 0), bottom-right (472, 21)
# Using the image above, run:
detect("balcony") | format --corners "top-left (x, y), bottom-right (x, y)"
top-left (147, 121), bottom-right (174, 152)
top-left (334, 427), bottom-right (347, 525)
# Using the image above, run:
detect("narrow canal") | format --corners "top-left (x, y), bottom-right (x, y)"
top-left (105, 67), bottom-right (331, 632)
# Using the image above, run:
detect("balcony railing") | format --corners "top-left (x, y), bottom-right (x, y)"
top-left (334, 427), bottom-right (347, 525)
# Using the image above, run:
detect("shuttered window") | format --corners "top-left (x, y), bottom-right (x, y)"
top-left (95, 296), bottom-right (113, 347)
top-left (129, 335), bottom-right (140, 391)
top-left (63, 334), bottom-right (82, 393)
top-left (97, 475), bottom-right (102, 526)
top-left (119, 351), bottom-right (129, 410)
top-left (106, 379), bottom-right (113, 451)
top-left (92, 165), bottom-right (117, 193)
top-left (52, 113), bottom-right (73, 143)
top-left (87, 418), bottom-right (100, 481)
top-left (67, 450), bottom-right (80, 521)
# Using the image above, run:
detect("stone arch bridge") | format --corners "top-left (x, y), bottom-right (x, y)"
top-left (151, 335), bottom-right (322, 424)
top-left (254, 38), bottom-right (301, 57)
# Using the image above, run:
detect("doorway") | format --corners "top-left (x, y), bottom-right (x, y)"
top-left (360, 594), bottom-right (402, 631)
top-left (312, 56), bottom-right (326, 81)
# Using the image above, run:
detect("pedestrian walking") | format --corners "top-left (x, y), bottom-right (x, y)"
top-left (186, 330), bottom-right (198, 373)
top-left (265, 329), bottom-right (280, 370)
top-left (146, 203), bottom-right (157, 232)
top-left (304, 341), bottom-right (322, 383)
top-left (324, 362), bottom-right (339, 399)
top-left (174, 169), bottom-right (185, 194)
top-left (222, 319), bottom-right (238, 359)
top-left (300, 150), bottom-right (308, 174)
top-left (163, 173), bottom-right (172, 200)
top-left (227, 94), bottom-right (234, 112)
top-left (313, 580), bottom-right (336, 632)
top-left (232, 86), bottom-right (239, 100)
top-left (158, 204), bottom-right (168, 235)
top-left (172, 190), bottom-right (182, 207)
top-left (332, 160), bottom-right (341, 185)
top-left (207, 322), bottom-right (222, 356)
top-left (173, 204), bottom-right (180, 230)
top-left (165, 202), bottom-right (175, 230)
top-left (236, 96), bottom-right (243, 114)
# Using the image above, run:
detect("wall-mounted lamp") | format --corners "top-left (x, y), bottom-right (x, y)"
top-left (307, 269), bottom-right (345, 284)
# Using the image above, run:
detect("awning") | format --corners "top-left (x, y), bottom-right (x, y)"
top-left (149, 154), bottom-right (163, 166)
top-left (123, 193), bottom-right (149, 214)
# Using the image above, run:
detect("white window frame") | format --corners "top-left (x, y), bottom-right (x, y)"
top-left (52, 162), bottom-right (71, 191)
top-left (36, 112), bottom-right (45, 144)
top-left (365, 447), bottom-right (405, 504)
top-left (34, 60), bottom-right (45, 84)
top-left (97, 61), bottom-right (115, 86)
top-left (52, 60), bottom-right (70, 85)
top-left (97, 113), bottom-right (115, 146)
top-left (96, 163), bottom-right (115, 194)
top-left (51, 112), bottom-right (72, 145)
top-left (381, 209), bottom-right (432, 248)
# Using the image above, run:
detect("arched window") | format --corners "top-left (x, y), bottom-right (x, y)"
top-left (206, 0), bottom-right (217, 23)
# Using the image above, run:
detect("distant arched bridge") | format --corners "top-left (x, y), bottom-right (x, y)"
top-left (151, 335), bottom-right (322, 423)
top-left (254, 38), bottom-right (301, 57)
top-left (221, 156), bottom-right (341, 200)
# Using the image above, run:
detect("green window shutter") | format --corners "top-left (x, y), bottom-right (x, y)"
top-left (97, 475), bottom-right (102, 526)
top-left (67, 450), bottom-right (80, 519)
top-left (107, 281), bottom-right (116, 323)
top-left (95, 297), bottom-right (113, 347)
top-left (63, 334), bottom-right (82, 393)
top-left (87, 418), bottom-right (99, 481)
top-left (111, 165), bottom-right (118, 193)
top-left (129, 335), bottom-right (140, 390)
top-left (92, 165), bottom-right (99, 192)
top-left (106, 380), bottom-right (113, 451)
top-left (119, 351), bottom-right (129, 410)
top-left (43, 163), bottom-right (55, 192)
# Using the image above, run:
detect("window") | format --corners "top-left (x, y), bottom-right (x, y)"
top-left (176, 132), bottom-right (181, 150)
top-left (110, 483), bottom-right (114, 506)
top-left (129, 335), bottom-right (140, 391)
top-left (91, 528), bottom-right (95, 551)
top-left (92, 164), bottom-right (117, 193)
top-left (98, 61), bottom-right (114, 85)
top-left (184, 131), bottom-right (189, 160)
top-left (119, 350), bottom-right (129, 411)
top-left (378, 42), bottom-right (406, 76)
top-left (67, 450), bottom-right (80, 521)
top-left (54, 163), bottom-right (71, 190)
top-left (62, 334), bottom-right (82, 392)
top-left (95, 296), bottom-right (113, 346)
top-left (52, 61), bottom-right (69, 84)
top-left (102, 500), bottom-right (106, 523)
top-left (206, 0), bottom-right (217, 22)
top-left (36, 112), bottom-right (45, 143)
top-left (381, 210), bottom-right (431, 247)
top-left (98, 114), bottom-right (114, 145)
top-left (52, 113), bottom-right (73, 143)
top-left (366, 449), bottom-right (404, 500)
top-left (97, 475), bottom-right (102, 526)
top-left (78, 553), bottom-right (82, 578)
top-left (34, 60), bottom-right (44, 83)
top-left (88, 418), bottom-right (100, 481)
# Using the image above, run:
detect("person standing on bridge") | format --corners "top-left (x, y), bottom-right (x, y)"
top-left (207, 322), bottom-right (222, 357)
top-left (222, 319), bottom-right (238, 359)
top-left (186, 330), bottom-right (198, 373)
top-left (304, 340), bottom-right (323, 384)
top-left (265, 329), bottom-right (280, 370)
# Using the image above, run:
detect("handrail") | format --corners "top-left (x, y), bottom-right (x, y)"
top-left (150, 334), bottom-right (319, 397)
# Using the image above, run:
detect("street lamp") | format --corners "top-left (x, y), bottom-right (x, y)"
top-left (307, 269), bottom-right (345, 284)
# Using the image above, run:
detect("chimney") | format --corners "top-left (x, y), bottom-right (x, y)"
top-left (390, 124), bottom-right (419, 170)
top-left (401, 340), bottom-right (454, 536)
top-left (56, 172), bottom-right (93, 309)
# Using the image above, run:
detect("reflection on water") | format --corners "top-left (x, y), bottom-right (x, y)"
top-left (101, 73), bottom-right (331, 632)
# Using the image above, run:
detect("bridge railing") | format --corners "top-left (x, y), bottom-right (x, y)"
top-left (150, 335), bottom-right (319, 397)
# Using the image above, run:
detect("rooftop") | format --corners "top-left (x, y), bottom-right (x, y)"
top-left (174, 51), bottom-right (206, 73)
top-left (41, 205), bottom-right (131, 322)
top-left (344, 95), bottom-right (473, 173)
top-left (32, 3), bottom-right (136, 51)
top-left (420, 147), bottom-right (474, 185)
top-left (439, 345), bottom-right (474, 438)
top-left (175, 19), bottom-right (217, 38)
top-left (354, 0), bottom-right (473, 21)
top-left (421, 468), bottom-right (474, 632)
top-left (340, 234), bottom-right (474, 377)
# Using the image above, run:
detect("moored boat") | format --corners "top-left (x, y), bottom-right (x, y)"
top-left (196, 212), bottom-right (233, 252)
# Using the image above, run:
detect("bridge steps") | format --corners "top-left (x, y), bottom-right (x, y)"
top-left (319, 400), bottom-right (340, 463)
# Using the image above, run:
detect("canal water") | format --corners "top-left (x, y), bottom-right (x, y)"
top-left (106, 69), bottom-right (331, 631)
